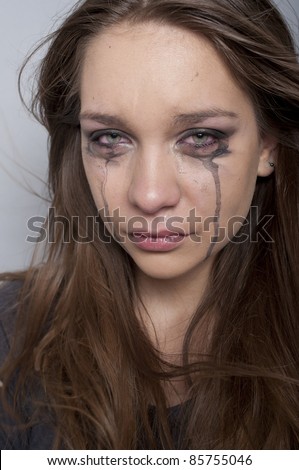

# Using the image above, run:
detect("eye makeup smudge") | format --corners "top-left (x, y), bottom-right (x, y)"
top-left (84, 141), bottom-right (111, 217)
top-left (101, 161), bottom-right (110, 217)
top-left (177, 135), bottom-right (228, 258)
top-left (86, 129), bottom-right (228, 256)
top-left (98, 161), bottom-right (123, 243)
top-left (85, 140), bottom-right (124, 242)
top-left (194, 138), bottom-right (229, 258)
top-left (202, 157), bottom-right (221, 258)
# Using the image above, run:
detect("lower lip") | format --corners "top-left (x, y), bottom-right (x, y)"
top-left (130, 234), bottom-right (186, 252)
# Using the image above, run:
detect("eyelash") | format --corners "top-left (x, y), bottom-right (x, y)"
top-left (87, 130), bottom-right (130, 158)
top-left (177, 128), bottom-right (228, 158)
top-left (87, 128), bottom-right (229, 159)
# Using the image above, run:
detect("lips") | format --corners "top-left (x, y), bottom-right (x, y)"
top-left (129, 230), bottom-right (187, 252)
top-left (132, 230), bottom-right (187, 239)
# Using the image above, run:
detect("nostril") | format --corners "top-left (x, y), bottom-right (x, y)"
top-left (128, 185), bottom-right (181, 214)
top-left (128, 176), bottom-right (181, 214)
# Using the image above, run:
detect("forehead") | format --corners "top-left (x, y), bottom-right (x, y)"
top-left (80, 22), bottom-right (254, 126)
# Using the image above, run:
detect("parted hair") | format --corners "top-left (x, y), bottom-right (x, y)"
top-left (1, 0), bottom-right (299, 449)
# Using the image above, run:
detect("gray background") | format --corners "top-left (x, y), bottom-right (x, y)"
top-left (0, 0), bottom-right (298, 271)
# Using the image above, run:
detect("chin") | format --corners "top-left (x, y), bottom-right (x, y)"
top-left (131, 255), bottom-right (206, 282)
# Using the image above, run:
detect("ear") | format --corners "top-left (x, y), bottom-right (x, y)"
top-left (257, 135), bottom-right (277, 177)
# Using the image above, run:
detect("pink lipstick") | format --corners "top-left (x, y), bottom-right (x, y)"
top-left (130, 230), bottom-right (186, 252)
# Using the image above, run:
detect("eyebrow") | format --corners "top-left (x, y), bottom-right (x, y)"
top-left (79, 112), bottom-right (127, 128)
top-left (173, 109), bottom-right (240, 125)
top-left (79, 108), bottom-right (240, 128)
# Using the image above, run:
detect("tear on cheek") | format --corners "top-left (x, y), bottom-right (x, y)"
top-left (202, 159), bottom-right (222, 259)
top-left (177, 155), bottom-right (222, 257)
top-left (99, 161), bottom-right (110, 218)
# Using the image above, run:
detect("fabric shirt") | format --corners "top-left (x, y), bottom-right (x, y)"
top-left (0, 281), bottom-right (55, 449)
top-left (0, 281), bottom-right (182, 449)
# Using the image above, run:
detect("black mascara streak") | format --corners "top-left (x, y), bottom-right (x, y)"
top-left (101, 161), bottom-right (110, 217)
top-left (98, 162), bottom-right (111, 228)
top-left (99, 161), bottom-right (122, 243)
top-left (202, 157), bottom-right (222, 258)
top-left (201, 141), bottom-right (229, 257)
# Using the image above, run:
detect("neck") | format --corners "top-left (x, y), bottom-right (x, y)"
top-left (135, 258), bottom-right (215, 407)
top-left (135, 257), bottom-right (214, 357)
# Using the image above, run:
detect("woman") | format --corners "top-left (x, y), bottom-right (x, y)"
top-left (0, 0), bottom-right (299, 450)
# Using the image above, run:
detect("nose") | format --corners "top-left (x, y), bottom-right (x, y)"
top-left (128, 147), bottom-right (181, 214)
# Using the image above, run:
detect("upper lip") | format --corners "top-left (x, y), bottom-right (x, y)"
top-left (131, 229), bottom-right (187, 237)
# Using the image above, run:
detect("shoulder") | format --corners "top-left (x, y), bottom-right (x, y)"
top-left (0, 280), bottom-right (24, 448)
top-left (0, 280), bottom-right (57, 449)
top-left (0, 280), bottom-right (24, 365)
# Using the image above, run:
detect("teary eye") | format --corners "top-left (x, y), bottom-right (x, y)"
top-left (177, 128), bottom-right (229, 159)
top-left (90, 130), bottom-right (129, 146)
top-left (86, 129), bottom-right (132, 159)
top-left (185, 132), bottom-right (216, 146)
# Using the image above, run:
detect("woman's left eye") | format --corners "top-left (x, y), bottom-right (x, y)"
top-left (177, 129), bottom-right (228, 158)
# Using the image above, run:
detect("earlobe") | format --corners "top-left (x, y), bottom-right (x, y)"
top-left (257, 159), bottom-right (275, 177)
top-left (257, 137), bottom-right (277, 177)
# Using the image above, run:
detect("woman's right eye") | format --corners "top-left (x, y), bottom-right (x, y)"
top-left (87, 130), bottom-right (132, 159)
top-left (90, 131), bottom-right (130, 147)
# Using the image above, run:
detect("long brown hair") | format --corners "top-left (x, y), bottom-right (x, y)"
top-left (1, 0), bottom-right (299, 449)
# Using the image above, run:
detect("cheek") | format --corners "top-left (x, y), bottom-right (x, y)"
top-left (180, 155), bottom-right (258, 244)
top-left (222, 157), bottom-right (259, 210)
top-left (82, 158), bottom-right (109, 210)
top-left (83, 158), bottom-right (130, 219)
top-left (177, 157), bottom-right (223, 220)
top-left (216, 164), bottom-right (259, 240)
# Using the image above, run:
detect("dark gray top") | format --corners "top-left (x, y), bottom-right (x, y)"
top-left (0, 281), bottom-right (182, 449)
top-left (0, 281), bottom-right (55, 450)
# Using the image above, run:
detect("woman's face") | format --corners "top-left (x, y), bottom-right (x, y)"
top-left (80, 22), bottom-right (274, 282)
